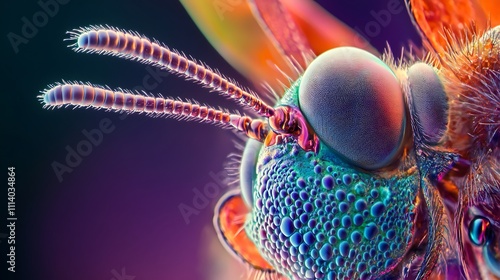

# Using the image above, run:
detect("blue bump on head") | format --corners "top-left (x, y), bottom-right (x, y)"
top-left (305, 257), bottom-right (314, 268)
top-left (299, 213), bottom-right (309, 224)
top-left (347, 193), bottom-right (356, 202)
top-left (329, 236), bottom-right (337, 245)
top-left (364, 223), bottom-right (379, 240)
top-left (303, 202), bottom-right (314, 213)
top-left (298, 47), bottom-right (406, 170)
top-left (353, 214), bottom-right (364, 226)
top-left (337, 228), bottom-right (348, 240)
top-left (341, 216), bottom-right (352, 228)
top-left (335, 256), bottom-right (345, 266)
top-left (339, 241), bottom-right (350, 257)
top-left (299, 243), bottom-right (309, 255)
top-left (346, 269), bottom-right (354, 278)
top-left (299, 190), bottom-right (309, 200)
top-left (339, 202), bottom-right (349, 213)
top-left (342, 174), bottom-right (352, 185)
top-left (314, 199), bottom-right (323, 208)
top-left (357, 262), bottom-right (367, 272)
top-left (311, 249), bottom-right (319, 259)
top-left (324, 221), bottom-right (333, 231)
top-left (281, 217), bottom-right (295, 237)
top-left (314, 165), bottom-right (322, 174)
top-left (308, 219), bottom-right (317, 228)
top-left (322, 175), bottom-right (334, 190)
top-left (378, 241), bottom-right (389, 252)
top-left (335, 189), bottom-right (346, 201)
top-left (297, 178), bottom-right (307, 188)
top-left (316, 232), bottom-right (326, 242)
top-left (304, 231), bottom-right (315, 245)
top-left (320, 244), bottom-right (333, 260)
top-left (371, 202), bottom-right (386, 217)
top-left (332, 217), bottom-right (340, 227)
top-left (351, 231), bottom-right (362, 244)
top-left (387, 229), bottom-right (396, 240)
top-left (355, 199), bottom-right (367, 211)
top-left (293, 219), bottom-right (302, 229)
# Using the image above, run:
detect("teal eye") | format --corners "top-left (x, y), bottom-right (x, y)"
top-left (468, 216), bottom-right (500, 278)
top-left (240, 139), bottom-right (262, 208)
top-left (298, 47), bottom-right (406, 170)
top-left (469, 216), bottom-right (491, 246)
top-left (407, 62), bottom-right (448, 145)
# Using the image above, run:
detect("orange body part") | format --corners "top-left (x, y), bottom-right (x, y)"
top-left (216, 195), bottom-right (275, 271)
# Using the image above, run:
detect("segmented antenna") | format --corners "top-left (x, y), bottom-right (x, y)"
top-left (66, 25), bottom-right (275, 117)
top-left (40, 26), bottom-right (320, 152)
top-left (39, 83), bottom-right (269, 143)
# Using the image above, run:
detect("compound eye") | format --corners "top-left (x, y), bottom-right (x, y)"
top-left (407, 63), bottom-right (448, 145)
top-left (298, 47), bottom-right (406, 170)
top-left (240, 139), bottom-right (262, 208)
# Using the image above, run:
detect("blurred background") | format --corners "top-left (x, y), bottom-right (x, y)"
top-left (2, 0), bottom-right (419, 279)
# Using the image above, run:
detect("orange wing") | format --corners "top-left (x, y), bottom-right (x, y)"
top-left (282, 0), bottom-right (378, 57)
top-left (408, 0), bottom-right (500, 54)
top-left (180, 0), bottom-right (291, 93)
top-left (477, 0), bottom-right (500, 25)
top-left (181, 0), bottom-right (375, 93)
top-left (249, 0), bottom-right (312, 69)
top-left (214, 191), bottom-right (280, 275)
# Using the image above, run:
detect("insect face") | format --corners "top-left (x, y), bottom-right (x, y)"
top-left (240, 134), bottom-right (420, 279)
top-left (39, 28), bottom-right (453, 278)
top-left (216, 47), bottom-right (450, 279)
top-left (40, 0), bottom-right (500, 278)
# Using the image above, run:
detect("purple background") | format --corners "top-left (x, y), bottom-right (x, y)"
top-left (3, 0), bottom-right (419, 279)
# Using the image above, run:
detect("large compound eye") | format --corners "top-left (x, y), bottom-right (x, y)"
top-left (407, 62), bottom-right (448, 145)
top-left (240, 139), bottom-right (262, 208)
top-left (298, 47), bottom-right (406, 170)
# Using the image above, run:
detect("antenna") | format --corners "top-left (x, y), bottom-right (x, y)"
top-left (39, 83), bottom-right (270, 143)
top-left (40, 26), bottom-right (319, 152)
top-left (66, 26), bottom-right (276, 117)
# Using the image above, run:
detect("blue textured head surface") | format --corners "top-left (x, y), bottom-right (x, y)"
top-left (245, 138), bottom-right (419, 279)
top-left (241, 82), bottom-right (419, 280)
